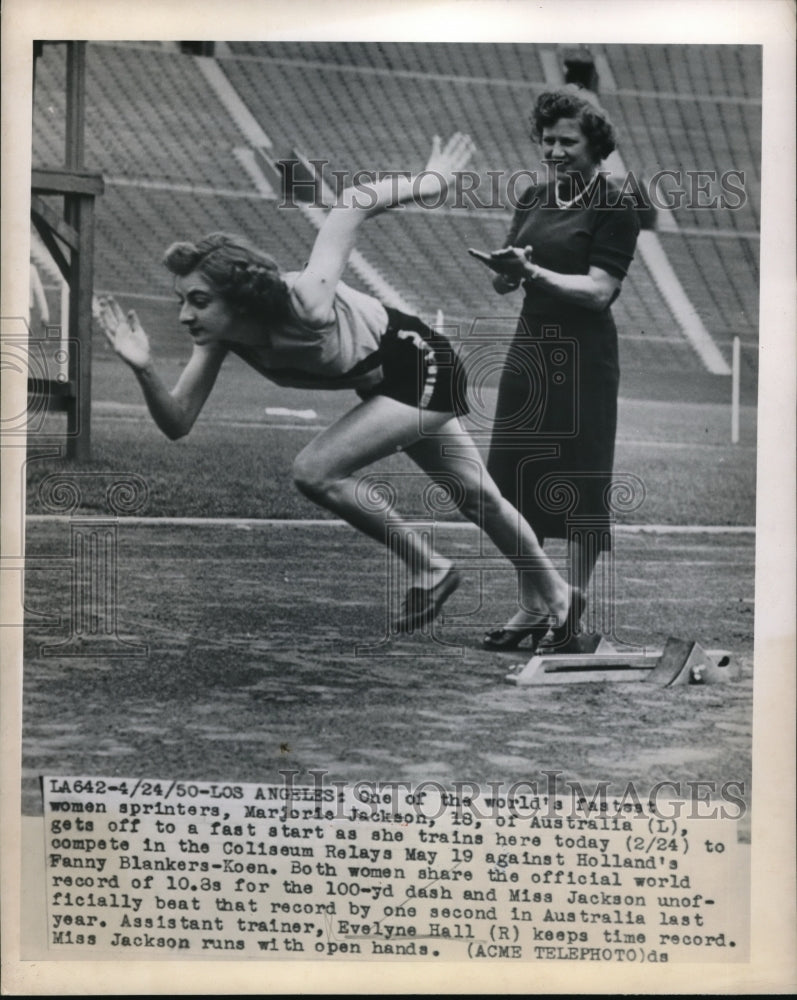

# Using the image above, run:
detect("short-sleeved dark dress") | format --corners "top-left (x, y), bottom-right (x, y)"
top-left (487, 175), bottom-right (639, 549)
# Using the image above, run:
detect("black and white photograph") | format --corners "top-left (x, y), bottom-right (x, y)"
top-left (2, 0), bottom-right (794, 994)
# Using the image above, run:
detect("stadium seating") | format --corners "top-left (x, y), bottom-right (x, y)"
top-left (659, 232), bottom-right (760, 345)
top-left (226, 42), bottom-right (548, 84)
top-left (33, 44), bottom-right (252, 189)
top-left (31, 41), bottom-right (761, 385)
top-left (602, 91), bottom-right (760, 231)
top-left (599, 44), bottom-right (761, 100)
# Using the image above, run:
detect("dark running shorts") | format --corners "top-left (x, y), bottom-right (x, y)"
top-left (358, 307), bottom-right (470, 416)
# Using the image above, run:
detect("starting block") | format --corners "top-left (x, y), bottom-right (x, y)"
top-left (505, 637), bottom-right (739, 687)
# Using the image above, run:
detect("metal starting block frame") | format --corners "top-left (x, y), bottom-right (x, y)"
top-left (505, 636), bottom-right (740, 687)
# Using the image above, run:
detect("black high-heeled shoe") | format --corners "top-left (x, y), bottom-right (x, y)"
top-left (546, 588), bottom-right (587, 648)
top-left (482, 621), bottom-right (550, 652)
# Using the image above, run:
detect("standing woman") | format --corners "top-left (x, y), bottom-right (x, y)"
top-left (475, 89), bottom-right (640, 650)
top-left (98, 134), bottom-right (578, 640)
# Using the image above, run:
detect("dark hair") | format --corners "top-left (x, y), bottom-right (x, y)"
top-left (530, 87), bottom-right (617, 162)
top-left (162, 232), bottom-right (289, 319)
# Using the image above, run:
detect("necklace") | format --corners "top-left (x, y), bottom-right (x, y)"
top-left (555, 171), bottom-right (599, 209)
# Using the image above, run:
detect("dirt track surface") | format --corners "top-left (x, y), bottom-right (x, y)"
top-left (22, 521), bottom-right (754, 833)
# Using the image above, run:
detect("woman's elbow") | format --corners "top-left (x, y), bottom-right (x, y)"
top-left (588, 287), bottom-right (618, 312)
top-left (588, 276), bottom-right (621, 312)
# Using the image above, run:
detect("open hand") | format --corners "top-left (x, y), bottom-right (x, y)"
top-left (94, 295), bottom-right (152, 371)
top-left (424, 132), bottom-right (476, 177)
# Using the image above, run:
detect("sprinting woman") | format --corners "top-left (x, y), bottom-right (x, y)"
top-left (97, 134), bottom-right (579, 643)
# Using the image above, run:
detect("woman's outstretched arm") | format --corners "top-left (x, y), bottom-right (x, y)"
top-left (96, 296), bottom-right (226, 440)
top-left (291, 133), bottom-right (475, 325)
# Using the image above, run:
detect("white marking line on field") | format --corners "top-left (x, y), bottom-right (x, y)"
top-left (615, 438), bottom-right (756, 451)
top-left (94, 402), bottom-right (755, 446)
top-left (93, 410), bottom-right (756, 449)
top-left (25, 516), bottom-right (755, 533)
top-left (264, 407), bottom-right (318, 420)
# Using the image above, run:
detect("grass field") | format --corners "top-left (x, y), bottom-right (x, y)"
top-left (25, 345), bottom-right (757, 524)
top-left (22, 522), bottom-right (755, 823)
top-left (20, 345), bottom-right (757, 827)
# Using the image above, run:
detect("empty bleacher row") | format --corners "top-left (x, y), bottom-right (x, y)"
top-left (226, 42), bottom-right (548, 85)
top-left (215, 43), bottom-right (761, 370)
top-left (221, 46), bottom-right (762, 231)
top-left (599, 44), bottom-right (762, 101)
top-left (222, 55), bottom-right (544, 184)
top-left (31, 41), bottom-right (761, 383)
top-left (33, 42), bottom-right (761, 231)
top-left (658, 232), bottom-right (760, 347)
top-left (92, 185), bottom-right (370, 298)
top-left (226, 41), bottom-right (762, 102)
top-left (32, 44), bottom-right (252, 189)
top-left (602, 91), bottom-right (761, 231)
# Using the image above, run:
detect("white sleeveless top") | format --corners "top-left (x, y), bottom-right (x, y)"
top-left (226, 273), bottom-right (389, 391)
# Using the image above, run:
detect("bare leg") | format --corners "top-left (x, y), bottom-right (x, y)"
top-left (292, 395), bottom-right (454, 586)
top-left (404, 418), bottom-right (570, 624)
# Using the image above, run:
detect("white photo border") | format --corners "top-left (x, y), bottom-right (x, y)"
top-left (2, 0), bottom-right (795, 994)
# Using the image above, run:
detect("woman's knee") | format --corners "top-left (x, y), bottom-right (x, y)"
top-left (293, 449), bottom-right (333, 500)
